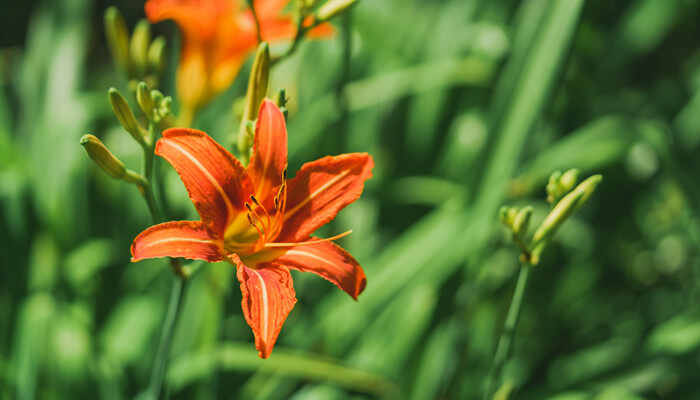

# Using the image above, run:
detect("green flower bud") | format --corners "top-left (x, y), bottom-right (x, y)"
top-left (80, 134), bottom-right (126, 180)
top-left (245, 42), bottom-right (270, 121)
top-left (532, 190), bottom-right (584, 245)
top-left (136, 82), bottom-right (154, 119)
top-left (130, 19), bottom-right (151, 76)
top-left (316, 0), bottom-right (357, 21)
top-left (104, 7), bottom-right (132, 77)
top-left (108, 88), bottom-right (146, 145)
top-left (546, 170), bottom-right (562, 203)
top-left (533, 174), bottom-right (601, 245)
top-left (238, 42), bottom-right (270, 162)
top-left (573, 174), bottom-right (603, 210)
top-left (559, 168), bottom-right (580, 192)
top-left (148, 35), bottom-right (166, 75)
top-left (512, 206), bottom-right (533, 236)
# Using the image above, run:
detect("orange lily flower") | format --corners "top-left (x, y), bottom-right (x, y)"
top-left (145, 0), bottom-right (333, 118)
top-left (131, 100), bottom-right (372, 358)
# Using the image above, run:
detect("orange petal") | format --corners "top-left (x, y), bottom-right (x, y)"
top-left (247, 100), bottom-right (288, 207)
top-left (306, 21), bottom-right (335, 39)
top-left (275, 241), bottom-right (366, 299)
top-left (156, 128), bottom-right (254, 236)
top-left (131, 221), bottom-right (222, 262)
top-left (278, 153), bottom-right (373, 242)
top-left (254, 0), bottom-right (291, 19)
top-left (176, 42), bottom-right (211, 112)
top-left (145, 0), bottom-right (227, 40)
top-left (232, 256), bottom-right (297, 358)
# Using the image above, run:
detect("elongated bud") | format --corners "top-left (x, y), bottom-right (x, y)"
top-left (244, 42), bottom-right (270, 122)
top-left (108, 88), bottom-right (146, 145)
top-left (81, 135), bottom-right (126, 180)
top-left (104, 7), bottom-right (132, 77)
top-left (512, 206), bottom-right (533, 236)
top-left (148, 36), bottom-right (166, 75)
top-left (532, 190), bottom-right (584, 245)
top-left (136, 82), bottom-right (154, 118)
top-left (546, 170), bottom-right (562, 203)
top-left (237, 42), bottom-right (270, 162)
top-left (560, 169), bottom-right (580, 192)
top-left (533, 174), bottom-right (602, 245)
top-left (130, 20), bottom-right (151, 76)
top-left (316, 0), bottom-right (357, 21)
top-left (499, 206), bottom-right (519, 227)
top-left (573, 174), bottom-right (602, 210)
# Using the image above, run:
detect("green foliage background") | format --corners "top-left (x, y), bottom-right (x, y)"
top-left (2, 0), bottom-right (700, 398)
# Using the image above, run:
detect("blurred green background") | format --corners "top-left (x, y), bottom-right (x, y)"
top-left (2, 0), bottom-right (700, 398)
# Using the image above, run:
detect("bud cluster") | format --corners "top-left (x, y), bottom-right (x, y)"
top-left (501, 169), bottom-right (602, 265)
top-left (105, 7), bottom-right (166, 88)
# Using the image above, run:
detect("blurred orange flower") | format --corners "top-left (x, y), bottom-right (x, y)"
top-left (146, 0), bottom-right (333, 120)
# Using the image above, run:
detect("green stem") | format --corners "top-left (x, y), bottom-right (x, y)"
top-left (247, 0), bottom-right (263, 43)
top-left (146, 274), bottom-right (186, 400)
top-left (271, 11), bottom-right (312, 65)
top-left (482, 264), bottom-right (531, 400)
top-left (135, 122), bottom-right (189, 400)
top-left (141, 144), bottom-right (161, 223)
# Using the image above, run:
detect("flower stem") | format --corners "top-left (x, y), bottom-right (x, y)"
top-left (482, 264), bottom-right (531, 400)
top-left (145, 274), bottom-right (186, 400)
top-left (133, 122), bottom-right (189, 400)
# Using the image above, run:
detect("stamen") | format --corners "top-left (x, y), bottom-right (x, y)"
top-left (246, 213), bottom-right (265, 241)
top-left (250, 195), bottom-right (273, 231)
top-left (263, 230), bottom-right (353, 248)
top-left (246, 203), bottom-right (269, 239)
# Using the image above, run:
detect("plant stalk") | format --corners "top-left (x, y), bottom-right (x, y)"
top-left (145, 274), bottom-right (186, 400)
top-left (482, 264), bottom-right (531, 400)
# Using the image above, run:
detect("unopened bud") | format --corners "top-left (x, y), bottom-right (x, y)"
top-left (136, 82), bottom-right (154, 119)
top-left (108, 88), bottom-right (146, 145)
top-left (546, 170), bottom-right (562, 203)
top-left (160, 96), bottom-right (172, 115)
top-left (238, 42), bottom-right (270, 161)
top-left (316, 0), bottom-right (357, 21)
top-left (130, 20), bottom-right (151, 76)
top-left (532, 190), bottom-right (584, 245)
top-left (559, 169), bottom-right (580, 192)
top-left (104, 7), bottom-right (132, 77)
top-left (512, 206), bottom-right (532, 236)
top-left (245, 42), bottom-right (270, 121)
top-left (148, 35), bottom-right (166, 75)
top-left (573, 175), bottom-right (602, 210)
top-left (80, 134), bottom-right (126, 180)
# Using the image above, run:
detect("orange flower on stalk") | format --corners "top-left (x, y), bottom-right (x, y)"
top-left (131, 100), bottom-right (372, 358)
top-left (145, 0), bottom-right (333, 118)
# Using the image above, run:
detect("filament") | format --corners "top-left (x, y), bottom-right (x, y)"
top-left (263, 230), bottom-right (353, 248)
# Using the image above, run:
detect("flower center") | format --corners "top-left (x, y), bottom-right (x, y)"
top-left (222, 177), bottom-right (288, 256)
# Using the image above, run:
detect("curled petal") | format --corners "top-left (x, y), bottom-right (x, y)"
top-left (276, 241), bottom-right (366, 299)
top-left (248, 100), bottom-right (288, 208)
top-left (131, 221), bottom-right (222, 262)
top-left (232, 255), bottom-right (297, 358)
top-left (156, 128), bottom-right (254, 236)
top-left (279, 153), bottom-right (373, 242)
